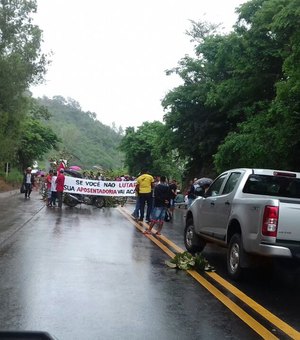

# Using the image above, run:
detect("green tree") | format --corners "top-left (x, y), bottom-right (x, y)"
top-left (17, 117), bottom-right (59, 169)
top-left (215, 0), bottom-right (300, 171)
top-left (163, 0), bottom-right (300, 176)
top-left (0, 0), bottom-right (48, 166)
top-left (120, 122), bottom-right (160, 175)
top-left (163, 22), bottom-right (233, 179)
top-left (120, 122), bottom-right (170, 176)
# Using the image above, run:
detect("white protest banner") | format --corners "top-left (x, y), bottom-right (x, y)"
top-left (64, 177), bottom-right (136, 196)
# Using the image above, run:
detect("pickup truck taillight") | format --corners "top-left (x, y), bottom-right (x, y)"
top-left (262, 205), bottom-right (279, 237)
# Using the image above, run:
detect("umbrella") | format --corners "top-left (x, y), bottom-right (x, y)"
top-left (195, 177), bottom-right (213, 187)
top-left (37, 170), bottom-right (45, 176)
top-left (64, 169), bottom-right (83, 178)
top-left (69, 165), bottom-right (82, 171)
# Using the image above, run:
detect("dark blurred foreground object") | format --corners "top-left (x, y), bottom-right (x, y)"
top-left (0, 331), bottom-right (56, 340)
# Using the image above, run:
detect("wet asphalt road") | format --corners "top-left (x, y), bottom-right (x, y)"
top-left (0, 191), bottom-right (299, 339)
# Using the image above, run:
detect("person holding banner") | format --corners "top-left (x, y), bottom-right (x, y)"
top-left (56, 169), bottom-right (65, 208)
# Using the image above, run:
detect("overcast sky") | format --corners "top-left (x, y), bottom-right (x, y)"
top-left (31, 0), bottom-right (246, 129)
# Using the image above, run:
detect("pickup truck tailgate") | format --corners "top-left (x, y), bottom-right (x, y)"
top-left (277, 201), bottom-right (300, 241)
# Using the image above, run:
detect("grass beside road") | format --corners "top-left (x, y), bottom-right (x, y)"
top-left (0, 169), bottom-right (23, 192)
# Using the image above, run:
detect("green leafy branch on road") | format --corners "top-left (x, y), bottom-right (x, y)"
top-left (165, 251), bottom-right (215, 272)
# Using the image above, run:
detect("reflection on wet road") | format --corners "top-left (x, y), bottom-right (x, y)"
top-left (0, 191), bottom-right (299, 339)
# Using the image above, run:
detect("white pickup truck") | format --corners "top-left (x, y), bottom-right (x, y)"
top-left (184, 168), bottom-right (300, 280)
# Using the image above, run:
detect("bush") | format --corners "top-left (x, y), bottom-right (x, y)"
top-left (0, 168), bottom-right (23, 186)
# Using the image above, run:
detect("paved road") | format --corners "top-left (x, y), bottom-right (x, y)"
top-left (0, 191), bottom-right (261, 340)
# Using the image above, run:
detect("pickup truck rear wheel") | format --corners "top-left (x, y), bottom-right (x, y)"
top-left (227, 234), bottom-right (244, 280)
top-left (184, 218), bottom-right (206, 254)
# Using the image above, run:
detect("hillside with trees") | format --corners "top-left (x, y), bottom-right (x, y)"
top-left (37, 96), bottom-right (124, 170)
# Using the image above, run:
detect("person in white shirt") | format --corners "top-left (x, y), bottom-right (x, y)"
top-left (50, 170), bottom-right (57, 207)
top-left (23, 167), bottom-right (35, 199)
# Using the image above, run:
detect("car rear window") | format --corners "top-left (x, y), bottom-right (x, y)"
top-left (243, 174), bottom-right (300, 198)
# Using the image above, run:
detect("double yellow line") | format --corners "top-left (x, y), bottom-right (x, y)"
top-left (118, 206), bottom-right (300, 339)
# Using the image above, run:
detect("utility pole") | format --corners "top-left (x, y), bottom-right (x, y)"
top-left (4, 162), bottom-right (10, 177)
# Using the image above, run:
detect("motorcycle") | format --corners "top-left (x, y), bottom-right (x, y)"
top-left (64, 192), bottom-right (105, 208)
top-left (63, 168), bottom-right (105, 208)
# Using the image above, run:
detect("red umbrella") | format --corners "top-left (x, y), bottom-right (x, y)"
top-left (69, 165), bottom-right (82, 171)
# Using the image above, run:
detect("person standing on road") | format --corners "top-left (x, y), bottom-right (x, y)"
top-left (187, 178), bottom-right (197, 207)
top-left (144, 176), bottom-right (172, 235)
top-left (50, 170), bottom-right (57, 207)
top-left (23, 167), bottom-right (35, 199)
top-left (168, 179), bottom-right (177, 220)
top-left (56, 169), bottom-right (65, 208)
top-left (46, 170), bottom-right (53, 207)
top-left (136, 169), bottom-right (154, 223)
top-left (131, 182), bottom-right (140, 220)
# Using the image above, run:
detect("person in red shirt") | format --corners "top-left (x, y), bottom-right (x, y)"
top-left (55, 169), bottom-right (65, 208)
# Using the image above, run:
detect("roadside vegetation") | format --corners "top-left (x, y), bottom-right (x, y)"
top-left (0, 1), bottom-right (53, 174)
top-left (0, 169), bottom-right (23, 191)
top-left (121, 0), bottom-right (300, 182)
top-left (1, 0), bottom-right (300, 191)
top-left (0, 1), bottom-right (124, 190)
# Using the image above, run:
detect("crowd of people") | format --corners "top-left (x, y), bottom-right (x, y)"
top-left (22, 166), bottom-right (208, 235)
top-left (130, 172), bottom-right (211, 236)
top-left (26, 165), bottom-right (182, 234)
top-left (43, 168), bottom-right (66, 208)
top-left (131, 169), bottom-right (179, 235)
top-left (22, 166), bottom-right (66, 208)
top-left (81, 171), bottom-right (135, 181)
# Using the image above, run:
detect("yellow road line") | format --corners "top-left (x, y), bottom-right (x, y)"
top-left (151, 227), bottom-right (300, 339)
top-left (121, 207), bottom-right (299, 339)
top-left (187, 269), bottom-right (278, 339)
top-left (157, 234), bottom-right (184, 253)
top-left (118, 207), bottom-right (279, 339)
top-left (207, 272), bottom-right (300, 339)
top-left (117, 208), bottom-right (174, 257)
top-left (152, 233), bottom-right (299, 338)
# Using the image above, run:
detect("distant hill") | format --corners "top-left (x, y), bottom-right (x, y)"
top-left (37, 96), bottom-right (124, 170)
